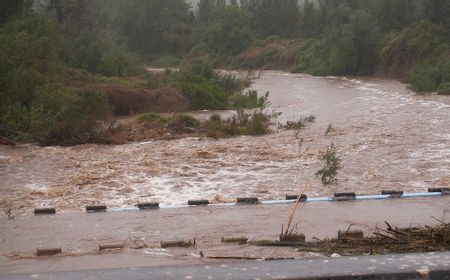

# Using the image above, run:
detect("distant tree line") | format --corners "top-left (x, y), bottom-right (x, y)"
top-left (1, 0), bottom-right (449, 144)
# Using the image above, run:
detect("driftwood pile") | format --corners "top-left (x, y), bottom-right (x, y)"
top-left (297, 220), bottom-right (450, 256)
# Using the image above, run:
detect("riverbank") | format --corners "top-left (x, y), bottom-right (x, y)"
top-left (1, 71), bottom-right (449, 214)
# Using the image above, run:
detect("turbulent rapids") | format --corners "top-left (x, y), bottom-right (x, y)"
top-left (1, 71), bottom-right (450, 213)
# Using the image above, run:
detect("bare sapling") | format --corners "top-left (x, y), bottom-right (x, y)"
top-left (281, 183), bottom-right (310, 240)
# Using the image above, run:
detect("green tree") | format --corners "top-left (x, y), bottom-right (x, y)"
top-left (118, 0), bottom-right (194, 57)
top-left (0, 16), bottom-right (59, 133)
top-left (242, 0), bottom-right (300, 38)
top-left (197, 0), bottom-right (223, 24)
top-left (194, 4), bottom-right (255, 55)
top-left (0, 0), bottom-right (27, 24)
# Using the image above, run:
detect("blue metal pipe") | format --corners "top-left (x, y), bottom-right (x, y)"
top-left (105, 192), bottom-right (444, 212)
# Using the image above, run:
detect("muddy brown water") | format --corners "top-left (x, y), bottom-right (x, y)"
top-left (1, 71), bottom-right (450, 213)
top-left (0, 197), bottom-right (449, 274)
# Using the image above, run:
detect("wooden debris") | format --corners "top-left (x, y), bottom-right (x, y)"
top-left (338, 230), bottom-right (364, 239)
top-left (297, 220), bottom-right (450, 256)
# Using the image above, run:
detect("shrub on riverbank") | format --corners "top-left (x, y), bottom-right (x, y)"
top-left (316, 143), bottom-right (342, 185)
top-left (31, 88), bottom-right (111, 146)
top-left (168, 114), bottom-right (201, 133)
top-left (139, 113), bottom-right (168, 123)
top-left (114, 109), bottom-right (279, 142)
top-left (279, 115), bottom-right (316, 130)
top-left (160, 61), bottom-right (262, 110)
top-left (379, 21), bottom-right (450, 94)
top-left (232, 90), bottom-right (270, 109)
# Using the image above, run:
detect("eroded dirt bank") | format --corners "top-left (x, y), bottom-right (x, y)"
top-left (1, 71), bottom-right (450, 213)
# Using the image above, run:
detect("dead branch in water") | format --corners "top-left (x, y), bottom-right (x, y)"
top-left (281, 183), bottom-right (310, 240)
top-left (296, 220), bottom-right (450, 256)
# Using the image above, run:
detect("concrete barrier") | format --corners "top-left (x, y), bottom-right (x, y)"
top-left (338, 230), bottom-right (364, 239)
top-left (251, 240), bottom-right (304, 247)
top-left (137, 202), bottom-right (160, 209)
top-left (36, 248), bottom-right (62, 256)
top-left (381, 190), bottom-right (404, 195)
top-left (236, 197), bottom-right (259, 204)
top-left (285, 194), bottom-right (307, 201)
top-left (99, 243), bottom-right (124, 251)
top-left (428, 187), bottom-right (449, 193)
top-left (333, 192), bottom-right (356, 201)
top-left (34, 207), bottom-right (56, 215)
top-left (221, 237), bottom-right (248, 244)
top-left (188, 199), bottom-right (209, 206)
top-left (86, 205), bottom-right (107, 213)
top-left (160, 240), bottom-right (191, 248)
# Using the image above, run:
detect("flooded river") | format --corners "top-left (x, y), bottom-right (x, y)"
top-left (1, 71), bottom-right (450, 213)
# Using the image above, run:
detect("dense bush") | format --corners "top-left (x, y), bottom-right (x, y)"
top-left (379, 21), bottom-right (449, 78)
top-left (406, 62), bottom-right (450, 94)
top-left (170, 61), bottom-right (252, 110)
top-left (98, 54), bottom-right (141, 77)
top-left (31, 88), bottom-right (111, 146)
top-left (0, 16), bottom-right (59, 139)
top-left (178, 73), bottom-right (228, 109)
top-left (0, 12), bottom-right (139, 144)
top-left (168, 114), bottom-right (200, 133)
top-left (232, 90), bottom-right (270, 109)
top-left (438, 82), bottom-right (450, 95)
top-left (139, 112), bottom-right (168, 123)
top-left (204, 110), bottom-right (275, 138)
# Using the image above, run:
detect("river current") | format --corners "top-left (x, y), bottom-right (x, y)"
top-left (1, 71), bottom-right (449, 213)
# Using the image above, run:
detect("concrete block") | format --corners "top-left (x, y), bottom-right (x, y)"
top-left (381, 190), bottom-right (404, 196)
top-left (36, 248), bottom-right (62, 256)
top-left (236, 197), bottom-right (259, 204)
top-left (99, 243), bottom-right (124, 251)
top-left (34, 207), bottom-right (56, 215)
top-left (137, 202), bottom-right (159, 209)
top-left (428, 187), bottom-right (450, 193)
top-left (85, 205), bottom-right (107, 213)
top-left (188, 199), bottom-right (209, 206)
top-left (338, 230), bottom-right (364, 239)
top-left (160, 240), bottom-right (191, 248)
top-left (333, 192), bottom-right (356, 201)
top-left (285, 194), bottom-right (307, 201)
top-left (221, 237), bottom-right (248, 243)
